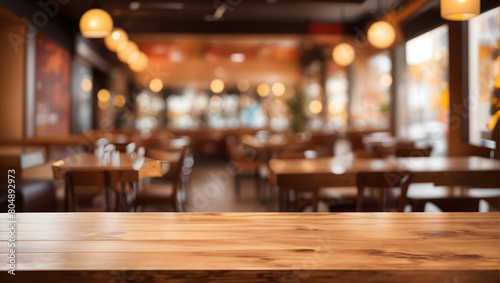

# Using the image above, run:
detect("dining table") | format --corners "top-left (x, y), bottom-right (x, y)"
top-left (52, 153), bottom-right (169, 211)
top-left (0, 212), bottom-right (498, 282)
top-left (269, 155), bottom-right (500, 212)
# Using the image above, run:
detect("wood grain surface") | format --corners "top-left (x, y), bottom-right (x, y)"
top-left (51, 153), bottom-right (166, 182)
top-left (0, 212), bottom-right (498, 282)
top-left (269, 156), bottom-right (500, 189)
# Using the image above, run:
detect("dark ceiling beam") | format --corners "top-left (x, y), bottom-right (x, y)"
top-left (119, 20), bottom-right (312, 34)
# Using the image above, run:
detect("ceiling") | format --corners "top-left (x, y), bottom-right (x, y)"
top-left (60, 0), bottom-right (415, 34)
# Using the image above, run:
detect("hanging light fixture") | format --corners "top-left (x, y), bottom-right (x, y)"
top-left (441, 0), bottom-right (480, 21)
top-left (333, 8), bottom-right (355, 67)
top-left (128, 51), bottom-right (149, 72)
top-left (333, 43), bottom-right (356, 67)
top-left (149, 78), bottom-right (163, 93)
top-left (117, 41), bottom-right (138, 63)
top-left (104, 28), bottom-right (128, 52)
top-left (367, 21), bottom-right (396, 49)
top-left (367, 0), bottom-right (396, 49)
top-left (79, 3), bottom-right (113, 38)
top-left (210, 79), bottom-right (225, 94)
top-left (257, 83), bottom-right (270, 97)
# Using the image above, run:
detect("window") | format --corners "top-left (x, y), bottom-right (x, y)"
top-left (468, 7), bottom-right (500, 147)
top-left (403, 25), bottom-right (449, 154)
top-left (350, 51), bottom-right (392, 130)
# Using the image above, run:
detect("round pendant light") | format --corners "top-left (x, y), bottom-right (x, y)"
top-left (257, 83), bottom-right (270, 97)
top-left (332, 43), bottom-right (355, 66)
top-left (113, 94), bottom-right (126, 108)
top-left (117, 41), bottom-right (138, 63)
top-left (79, 8), bottom-right (113, 38)
top-left (271, 82), bottom-right (286, 96)
top-left (128, 51), bottom-right (149, 72)
top-left (441, 0), bottom-right (479, 21)
top-left (149, 78), bottom-right (163, 93)
top-left (367, 21), bottom-right (396, 49)
top-left (210, 79), bottom-right (225, 94)
top-left (309, 100), bottom-right (323, 114)
top-left (104, 28), bottom-right (128, 52)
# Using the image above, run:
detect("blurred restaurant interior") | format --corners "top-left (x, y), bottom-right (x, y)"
top-left (0, 0), bottom-right (499, 281)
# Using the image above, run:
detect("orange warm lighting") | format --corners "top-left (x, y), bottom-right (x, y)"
top-left (79, 8), bottom-right (113, 38)
top-left (117, 41), bottom-right (138, 63)
top-left (367, 21), bottom-right (396, 49)
top-left (271, 82), bottom-right (285, 96)
top-left (309, 100), bottom-right (323, 114)
top-left (80, 75), bottom-right (92, 92)
top-left (97, 89), bottom-right (110, 102)
top-left (257, 83), bottom-right (270, 97)
top-left (441, 0), bottom-right (480, 21)
top-left (332, 43), bottom-right (355, 66)
top-left (128, 51), bottom-right (149, 72)
top-left (104, 28), bottom-right (128, 52)
top-left (113, 94), bottom-right (126, 108)
top-left (149, 78), bottom-right (164, 93)
top-left (210, 79), bottom-right (224, 94)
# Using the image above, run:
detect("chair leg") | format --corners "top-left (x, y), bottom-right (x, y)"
top-left (129, 182), bottom-right (137, 212)
top-left (254, 170), bottom-right (261, 201)
top-left (411, 200), bottom-right (426, 212)
top-left (64, 176), bottom-right (70, 212)
top-left (235, 175), bottom-right (240, 199)
top-left (279, 189), bottom-right (284, 212)
top-left (312, 189), bottom-right (318, 212)
top-left (121, 183), bottom-right (129, 212)
top-left (356, 175), bottom-right (365, 212)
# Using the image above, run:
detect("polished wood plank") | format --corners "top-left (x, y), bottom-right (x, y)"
top-left (0, 212), bottom-right (497, 283)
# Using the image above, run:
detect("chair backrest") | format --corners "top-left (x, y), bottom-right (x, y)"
top-left (461, 144), bottom-right (492, 158)
top-left (412, 198), bottom-right (481, 212)
top-left (277, 151), bottom-right (306, 159)
top-left (395, 146), bottom-right (433, 157)
top-left (65, 171), bottom-right (109, 187)
top-left (352, 150), bottom-right (382, 159)
top-left (146, 146), bottom-right (188, 190)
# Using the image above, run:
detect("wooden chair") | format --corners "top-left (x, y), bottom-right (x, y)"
top-left (134, 146), bottom-right (188, 212)
top-left (305, 150), bottom-right (383, 212)
top-left (403, 145), bottom-right (499, 212)
top-left (64, 171), bottom-right (114, 212)
top-left (356, 172), bottom-right (411, 212)
top-left (275, 151), bottom-right (309, 211)
top-left (226, 136), bottom-right (261, 200)
top-left (395, 146), bottom-right (433, 158)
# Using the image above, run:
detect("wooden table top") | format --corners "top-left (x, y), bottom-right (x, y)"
top-left (0, 145), bottom-right (45, 156)
top-left (0, 212), bottom-right (498, 282)
top-left (52, 153), bottom-right (167, 182)
top-left (241, 134), bottom-right (292, 150)
top-left (395, 156), bottom-right (500, 172)
top-left (269, 155), bottom-right (500, 189)
top-left (270, 156), bottom-right (500, 177)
